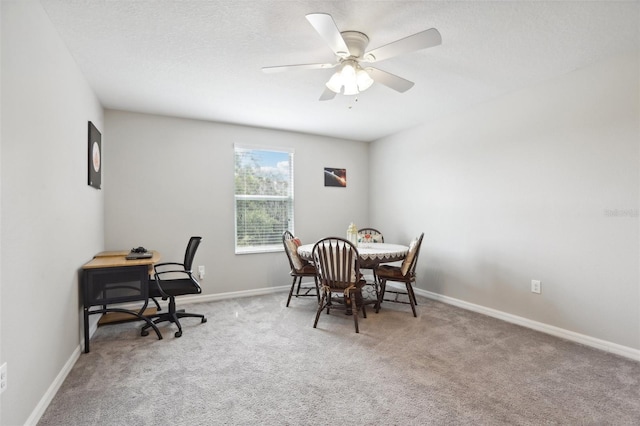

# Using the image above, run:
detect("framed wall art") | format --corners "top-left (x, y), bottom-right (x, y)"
top-left (88, 121), bottom-right (101, 189)
top-left (324, 167), bottom-right (346, 187)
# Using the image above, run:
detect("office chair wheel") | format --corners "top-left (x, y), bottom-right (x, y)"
top-left (141, 330), bottom-right (149, 337)
top-left (174, 330), bottom-right (182, 338)
top-left (202, 317), bottom-right (207, 323)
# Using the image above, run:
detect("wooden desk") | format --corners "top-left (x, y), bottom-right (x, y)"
top-left (81, 251), bottom-right (163, 353)
top-left (86, 250), bottom-right (160, 273)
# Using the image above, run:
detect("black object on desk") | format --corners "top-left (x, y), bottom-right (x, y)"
top-left (126, 246), bottom-right (153, 260)
top-left (81, 251), bottom-right (163, 353)
top-left (126, 252), bottom-right (153, 260)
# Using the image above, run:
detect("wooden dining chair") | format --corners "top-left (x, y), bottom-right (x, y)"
top-left (357, 227), bottom-right (384, 245)
top-left (375, 233), bottom-right (424, 317)
top-left (282, 231), bottom-right (319, 306)
top-left (357, 227), bottom-right (385, 294)
top-left (312, 237), bottom-right (367, 333)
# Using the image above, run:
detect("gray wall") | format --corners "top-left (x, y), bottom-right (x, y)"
top-left (1, 2), bottom-right (104, 425)
top-left (370, 51), bottom-right (640, 352)
top-left (104, 110), bottom-right (370, 295)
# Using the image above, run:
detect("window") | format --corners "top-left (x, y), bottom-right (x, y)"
top-left (234, 145), bottom-right (294, 254)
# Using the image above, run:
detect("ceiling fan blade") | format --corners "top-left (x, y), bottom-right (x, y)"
top-left (305, 13), bottom-right (350, 58)
top-left (367, 68), bottom-right (415, 93)
top-left (319, 87), bottom-right (337, 101)
top-left (363, 28), bottom-right (441, 63)
top-left (262, 63), bottom-right (336, 73)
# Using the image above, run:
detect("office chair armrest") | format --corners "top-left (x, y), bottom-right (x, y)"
top-left (149, 275), bottom-right (170, 299)
top-left (154, 270), bottom-right (197, 292)
top-left (153, 262), bottom-right (187, 273)
top-left (151, 269), bottom-right (200, 299)
top-left (154, 269), bottom-right (195, 280)
top-left (152, 260), bottom-right (198, 296)
top-left (153, 262), bottom-right (197, 279)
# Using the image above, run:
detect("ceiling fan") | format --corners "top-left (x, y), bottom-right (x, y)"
top-left (262, 13), bottom-right (442, 101)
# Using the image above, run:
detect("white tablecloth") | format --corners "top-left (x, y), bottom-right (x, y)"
top-left (297, 242), bottom-right (408, 264)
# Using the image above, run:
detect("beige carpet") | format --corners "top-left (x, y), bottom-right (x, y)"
top-left (38, 292), bottom-right (640, 425)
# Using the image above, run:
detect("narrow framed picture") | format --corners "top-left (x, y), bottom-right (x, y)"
top-left (88, 121), bottom-right (101, 189)
top-left (324, 167), bottom-right (346, 187)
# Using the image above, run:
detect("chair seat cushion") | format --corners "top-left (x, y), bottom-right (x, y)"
top-left (324, 278), bottom-right (366, 291)
top-left (295, 263), bottom-right (317, 275)
top-left (376, 265), bottom-right (405, 280)
top-left (285, 239), bottom-right (308, 270)
top-left (401, 237), bottom-right (420, 276)
top-left (150, 278), bottom-right (201, 298)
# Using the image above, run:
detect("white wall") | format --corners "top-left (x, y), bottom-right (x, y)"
top-left (1, 2), bottom-right (104, 425)
top-left (104, 110), bottom-right (369, 294)
top-left (370, 51), bottom-right (640, 351)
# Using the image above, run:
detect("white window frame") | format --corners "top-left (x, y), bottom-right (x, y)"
top-left (234, 144), bottom-right (294, 254)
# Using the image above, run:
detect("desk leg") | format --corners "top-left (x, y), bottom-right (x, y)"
top-left (84, 307), bottom-right (90, 353)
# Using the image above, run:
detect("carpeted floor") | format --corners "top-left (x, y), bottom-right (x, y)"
top-left (38, 292), bottom-right (640, 425)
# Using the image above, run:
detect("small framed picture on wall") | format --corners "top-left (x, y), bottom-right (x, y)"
top-left (88, 121), bottom-right (101, 189)
top-left (324, 167), bottom-right (346, 187)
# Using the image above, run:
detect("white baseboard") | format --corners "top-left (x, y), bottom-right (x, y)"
top-left (117, 285), bottom-right (289, 310)
top-left (178, 285), bottom-right (289, 304)
top-left (25, 346), bottom-right (81, 426)
top-left (29, 314), bottom-right (101, 424)
top-left (411, 287), bottom-right (640, 362)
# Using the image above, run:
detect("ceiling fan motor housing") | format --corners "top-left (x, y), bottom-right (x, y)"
top-left (340, 31), bottom-right (370, 58)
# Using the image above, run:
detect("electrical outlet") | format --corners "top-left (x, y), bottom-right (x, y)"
top-left (198, 265), bottom-right (205, 280)
top-left (531, 280), bottom-right (541, 294)
top-left (1, 362), bottom-right (7, 394)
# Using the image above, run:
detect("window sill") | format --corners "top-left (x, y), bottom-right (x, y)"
top-left (235, 246), bottom-right (284, 255)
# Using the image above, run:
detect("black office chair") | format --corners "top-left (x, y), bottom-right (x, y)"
top-left (141, 236), bottom-right (207, 338)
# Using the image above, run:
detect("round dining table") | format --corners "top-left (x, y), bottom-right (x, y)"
top-left (297, 242), bottom-right (408, 268)
top-left (297, 242), bottom-right (409, 308)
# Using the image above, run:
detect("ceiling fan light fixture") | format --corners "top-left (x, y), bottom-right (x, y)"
top-left (341, 62), bottom-right (356, 79)
top-left (325, 60), bottom-right (373, 96)
top-left (356, 68), bottom-right (374, 91)
top-left (326, 71), bottom-right (343, 93)
top-left (343, 79), bottom-right (359, 96)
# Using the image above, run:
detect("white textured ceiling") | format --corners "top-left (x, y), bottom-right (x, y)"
top-left (39, 0), bottom-right (639, 142)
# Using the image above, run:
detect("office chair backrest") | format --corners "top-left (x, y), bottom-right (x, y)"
top-left (184, 236), bottom-right (202, 271)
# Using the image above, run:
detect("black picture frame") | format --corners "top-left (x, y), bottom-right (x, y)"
top-left (88, 121), bottom-right (101, 189)
top-left (324, 167), bottom-right (347, 187)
